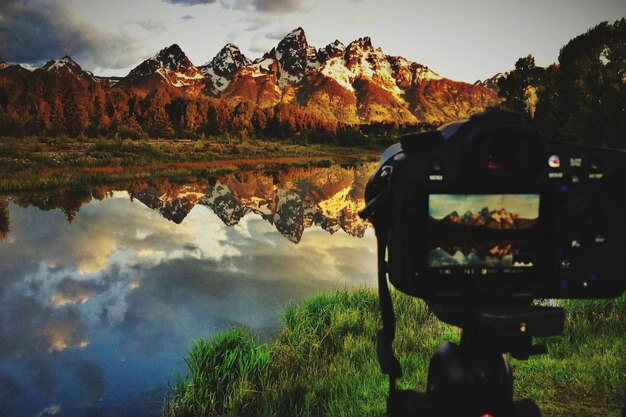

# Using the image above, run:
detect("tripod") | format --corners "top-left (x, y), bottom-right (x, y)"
top-left (383, 300), bottom-right (565, 417)
top-left (373, 229), bottom-right (566, 417)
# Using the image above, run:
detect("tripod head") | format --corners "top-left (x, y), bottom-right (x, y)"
top-left (429, 302), bottom-right (564, 359)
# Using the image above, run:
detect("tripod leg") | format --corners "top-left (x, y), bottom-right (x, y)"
top-left (388, 390), bottom-right (434, 417)
top-left (513, 399), bottom-right (541, 417)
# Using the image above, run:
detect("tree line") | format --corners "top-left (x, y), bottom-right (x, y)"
top-left (0, 65), bottom-right (417, 144)
top-left (496, 19), bottom-right (625, 149)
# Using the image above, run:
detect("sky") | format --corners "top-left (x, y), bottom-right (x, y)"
top-left (0, 0), bottom-right (624, 83)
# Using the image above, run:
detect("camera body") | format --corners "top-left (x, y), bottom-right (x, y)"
top-left (366, 112), bottom-right (626, 302)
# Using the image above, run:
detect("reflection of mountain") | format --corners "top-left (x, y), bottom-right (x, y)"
top-left (0, 199), bottom-right (9, 241)
top-left (428, 241), bottom-right (532, 268)
top-left (132, 164), bottom-right (375, 243)
top-left (438, 207), bottom-right (537, 230)
top-left (1, 165), bottom-right (376, 243)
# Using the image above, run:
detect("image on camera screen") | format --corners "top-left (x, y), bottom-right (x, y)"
top-left (427, 194), bottom-right (540, 269)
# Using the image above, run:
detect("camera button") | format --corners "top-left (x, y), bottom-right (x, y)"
top-left (570, 157), bottom-right (583, 167)
top-left (430, 159), bottom-right (443, 172)
top-left (548, 155), bottom-right (560, 168)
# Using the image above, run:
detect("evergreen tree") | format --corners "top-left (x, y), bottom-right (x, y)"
top-left (497, 55), bottom-right (544, 118)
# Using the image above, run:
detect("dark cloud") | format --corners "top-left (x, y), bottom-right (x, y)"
top-left (252, 0), bottom-right (303, 12)
top-left (0, 0), bottom-right (140, 69)
top-left (180, 14), bottom-right (195, 20)
top-left (164, 0), bottom-right (216, 5)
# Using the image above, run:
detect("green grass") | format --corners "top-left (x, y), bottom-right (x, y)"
top-left (164, 290), bottom-right (625, 417)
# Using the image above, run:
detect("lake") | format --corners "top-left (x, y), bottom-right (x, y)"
top-left (0, 163), bottom-right (378, 417)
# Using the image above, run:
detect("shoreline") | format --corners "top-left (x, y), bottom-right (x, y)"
top-left (0, 137), bottom-right (384, 191)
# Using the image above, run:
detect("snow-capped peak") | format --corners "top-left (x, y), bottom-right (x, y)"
top-left (42, 56), bottom-right (83, 74)
top-left (318, 40), bottom-right (346, 63)
top-left (275, 27), bottom-right (319, 87)
top-left (126, 44), bottom-right (204, 88)
top-left (151, 44), bottom-right (194, 72)
top-left (347, 37), bottom-right (374, 53)
top-left (200, 43), bottom-right (251, 94)
top-left (284, 27), bottom-right (306, 41)
top-left (37, 56), bottom-right (97, 81)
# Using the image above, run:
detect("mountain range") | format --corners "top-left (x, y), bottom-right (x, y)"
top-left (0, 27), bottom-right (499, 130)
top-left (439, 207), bottom-right (537, 230)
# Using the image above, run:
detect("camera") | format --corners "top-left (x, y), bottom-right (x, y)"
top-left (360, 111), bottom-right (626, 417)
top-left (364, 110), bottom-right (626, 302)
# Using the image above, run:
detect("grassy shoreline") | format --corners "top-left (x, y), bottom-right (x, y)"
top-left (164, 289), bottom-right (626, 417)
top-left (0, 136), bottom-right (384, 191)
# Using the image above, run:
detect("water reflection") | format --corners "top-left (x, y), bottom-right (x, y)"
top-left (0, 164), bottom-right (378, 417)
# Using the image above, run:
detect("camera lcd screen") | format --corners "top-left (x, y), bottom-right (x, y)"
top-left (427, 194), bottom-right (540, 270)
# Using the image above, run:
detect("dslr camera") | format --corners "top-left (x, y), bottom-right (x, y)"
top-left (360, 111), bottom-right (626, 417)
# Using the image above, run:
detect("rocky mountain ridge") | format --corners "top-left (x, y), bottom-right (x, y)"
top-left (130, 164), bottom-right (374, 243)
top-left (1, 28), bottom-right (499, 126)
top-left (440, 207), bottom-right (536, 230)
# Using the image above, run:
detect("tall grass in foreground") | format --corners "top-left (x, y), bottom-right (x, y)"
top-left (164, 290), bottom-right (625, 417)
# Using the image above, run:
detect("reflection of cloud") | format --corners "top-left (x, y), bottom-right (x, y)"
top-left (75, 362), bottom-right (106, 406)
top-left (34, 404), bottom-right (61, 417)
top-left (0, 182), bottom-right (377, 414)
top-left (0, 293), bottom-right (89, 366)
top-left (117, 215), bottom-right (376, 354)
top-left (27, 358), bottom-right (58, 397)
top-left (0, 371), bottom-right (22, 408)
top-left (44, 315), bottom-right (89, 352)
top-left (50, 278), bottom-right (107, 308)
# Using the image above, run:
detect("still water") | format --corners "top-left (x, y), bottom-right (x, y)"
top-left (0, 163), bottom-right (378, 417)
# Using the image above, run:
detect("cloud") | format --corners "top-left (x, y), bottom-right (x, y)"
top-left (222, 0), bottom-right (304, 13)
top-left (249, 36), bottom-right (275, 54)
top-left (180, 14), bottom-right (195, 20)
top-left (164, 0), bottom-right (216, 5)
top-left (249, 0), bottom-right (303, 12)
top-left (136, 19), bottom-right (167, 33)
top-left (0, 0), bottom-right (141, 69)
